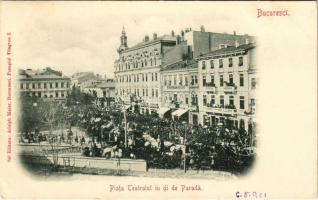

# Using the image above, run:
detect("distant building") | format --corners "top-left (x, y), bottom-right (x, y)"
top-left (71, 72), bottom-right (105, 90)
top-left (196, 43), bottom-right (257, 129)
top-left (18, 67), bottom-right (71, 101)
top-left (82, 79), bottom-right (116, 107)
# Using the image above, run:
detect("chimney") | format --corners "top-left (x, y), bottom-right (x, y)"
top-left (200, 25), bottom-right (205, 32)
top-left (235, 40), bottom-right (239, 47)
top-left (245, 38), bottom-right (249, 44)
top-left (153, 33), bottom-right (157, 40)
top-left (144, 35), bottom-right (149, 42)
top-left (176, 35), bottom-right (181, 45)
top-left (171, 30), bottom-right (175, 37)
top-left (233, 31), bottom-right (236, 36)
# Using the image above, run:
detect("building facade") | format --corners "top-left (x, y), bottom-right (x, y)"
top-left (160, 59), bottom-right (200, 124)
top-left (114, 28), bottom-right (177, 113)
top-left (196, 43), bottom-right (257, 130)
top-left (18, 67), bottom-right (71, 101)
top-left (114, 26), bottom-right (256, 118)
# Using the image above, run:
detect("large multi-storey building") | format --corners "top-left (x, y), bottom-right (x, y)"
top-left (160, 59), bottom-right (199, 124)
top-left (196, 43), bottom-right (256, 130)
top-left (114, 28), bottom-right (177, 113)
top-left (114, 26), bottom-right (255, 118)
top-left (18, 67), bottom-right (71, 101)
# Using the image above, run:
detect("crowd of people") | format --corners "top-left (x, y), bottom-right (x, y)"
top-left (20, 96), bottom-right (256, 173)
top-left (67, 104), bottom-right (256, 172)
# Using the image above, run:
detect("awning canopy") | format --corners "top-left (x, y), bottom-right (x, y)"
top-left (172, 109), bottom-right (188, 118)
top-left (158, 107), bottom-right (171, 118)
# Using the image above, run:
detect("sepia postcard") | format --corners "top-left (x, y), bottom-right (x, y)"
top-left (0, 1), bottom-right (317, 199)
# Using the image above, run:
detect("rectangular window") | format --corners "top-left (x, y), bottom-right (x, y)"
top-left (219, 59), bottom-right (223, 68)
top-left (173, 94), bottom-right (177, 101)
top-left (203, 95), bottom-right (207, 106)
top-left (240, 74), bottom-right (244, 87)
top-left (220, 75), bottom-right (224, 87)
top-left (203, 75), bottom-right (206, 86)
top-left (152, 73), bottom-right (154, 81)
top-left (155, 89), bottom-right (158, 97)
top-left (179, 75), bottom-right (183, 85)
top-left (211, 75), bottom-right (215, 85)
top-left (50, 83), bottom-right (53, 88)
top-left (210, 60), bottom-right (214, 69)
top-left (185, 97), bottom-right (189, 104)
top-left (194, 75), bottom-right (198, 84)
top-left (152, 89), bottom-right (154, 97)
top-left (61, 82), bottom-right (64, 88)
top-left (174, 76), bottom-right (177, 86)
top-left (44, 83), bottom-right (47, 89)
top-left (202, 61), bottom-right (206, 70)
top-left (229, 58), bottom-right (233, 67)
top-left (155, 73), bottom-right (158, 81)
top-left (20, 83), bottom-right (23, 89)
top-left (32, 83), bottom-right (35, 89)
top-left (185, 76), bottom-right (188, 86)
top-left (38, 83), bottom-right (41, 89)
top-left (239, 56), bottom-right (243, 66)
top-left (164, 76), bottom-right (167, 86)
top-left (56, 92), bottom-right (59, 97)
top-left (229, 96), bottom-right (234, 107)
top-left (229, 74), bottom-right (233, 84)
top-left (240, 96), bottom-right (245, 109)
top-left (55, 82), bottom-right (58, 88)
top-left (145, 74), bottom-right (148, 82)
top-left (211, 95), bottom-right (215, 106)
top-left (220, 95), bottom-right (224, 107)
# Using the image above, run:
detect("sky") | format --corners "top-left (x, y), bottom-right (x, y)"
top-left (2, 2), bottom-right (259, 78)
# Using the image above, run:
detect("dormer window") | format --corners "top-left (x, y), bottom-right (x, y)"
top-left (202, 61), bottom-right (206, 70)
top-left (229, 58), bottom-right (233, 67)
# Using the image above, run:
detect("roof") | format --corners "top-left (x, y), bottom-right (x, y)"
top-left (161, 59), bottom-right (198, 72)
top-left (123, 35), bottom-right (176, 52)
top-left (197, 43), bottom-right (256, 59)
top-left (96, 81), bottom-right (115, 88)
top-left (19, 67), bottom-right (70, 80)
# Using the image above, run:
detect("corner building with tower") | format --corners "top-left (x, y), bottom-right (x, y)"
top-left (114, 26), bottom-right (256, 128)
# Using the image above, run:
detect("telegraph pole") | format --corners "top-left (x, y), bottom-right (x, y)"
top-left (124, 110), bottom-right (127, 148)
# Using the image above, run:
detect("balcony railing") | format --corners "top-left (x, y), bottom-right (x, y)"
top-left (204, 104), bottom-right (237, 116)
top-left (166, 85), bottom-right (187, 90)
top-left (224, 85), bottom-right (236, 93)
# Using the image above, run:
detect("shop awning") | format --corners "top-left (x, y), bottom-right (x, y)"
top-left (158, 107), bottom-right (171, 118)
top-left (172, 109), bottom-right (188, 118)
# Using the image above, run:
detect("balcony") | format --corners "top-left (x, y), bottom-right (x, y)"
top-left (166, 85), bottom-right (187, 90)
top-left (204, 104), bottom-right (237, 116)
top-left (203, 83), bottom-right (217, 93)
top-left (189, 83), bottom-right (199, 88)
top-left (189, 105), bottom-right (198, 112)
top-left (223, 82), bottom-right (237, 94)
